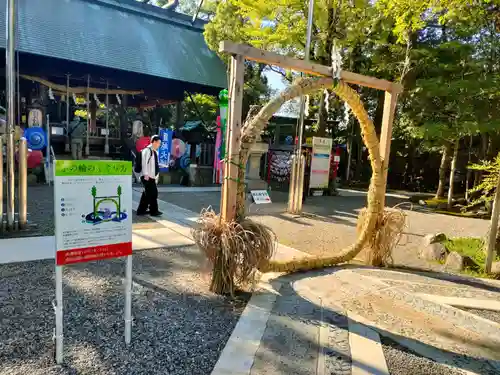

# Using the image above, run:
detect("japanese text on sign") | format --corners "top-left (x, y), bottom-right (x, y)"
top-left (251, 190), bottom-right (272, 204)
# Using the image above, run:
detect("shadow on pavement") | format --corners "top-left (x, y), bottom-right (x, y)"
top-left (259, 266), bottom-right (500, 375)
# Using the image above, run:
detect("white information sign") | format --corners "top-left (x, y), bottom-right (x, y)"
top-left (53, 160), bottom-right (133, 364)
top-left (309, 137), bottom-right (333, 189)
top-left (251, 190), bottom-right (272, 204)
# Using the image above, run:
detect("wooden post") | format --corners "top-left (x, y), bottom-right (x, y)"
top-left (220, 54), bottom-right (245, 222)
top-left (485, 173), bottom-right (500, 274)
top-left (378, 91), bottom-right (399, 208)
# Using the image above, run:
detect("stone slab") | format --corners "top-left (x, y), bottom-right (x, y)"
top-left (132, 227), bottom-right (194, 250)
top-left (416, 294), bottom-right (500, 312)
top-left (348, 318), bottom-right (389, 375)
top-left (211, 281), bottom-right (282, 375)
top-left (293, 268), bottom-right (500, 374)
top-left (250, 282), bottom-right (321, 375)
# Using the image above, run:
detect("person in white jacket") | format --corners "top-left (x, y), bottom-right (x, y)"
top-left (136, 135), bottom-right (162, 216)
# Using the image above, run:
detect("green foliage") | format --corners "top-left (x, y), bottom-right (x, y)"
top-left (117, 185), bottom-right (122, 196)
top-left (183, 93), bottom-right (218, 129)
top-left (91, 186), bottom-right (97, 197)
top-left (443, 237), bottom-right (485, 264)
top-left (443, 236), bottom-right (500, 277)
top-left (467, 153), bottom-right (500, 207)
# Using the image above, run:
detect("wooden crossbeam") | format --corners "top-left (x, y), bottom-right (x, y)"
top-left (220, 41), bottom-right (403, 94)
top-left (20, 75), bottom-right (144, 96)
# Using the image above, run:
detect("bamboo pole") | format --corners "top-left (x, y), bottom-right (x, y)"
top-left (85, 75), bottom-right (90, 156)
top-left (65, 74), bottom-right (70, 152)
top-left (220, 54), bottom-right (245, 222)
top-left (485, 173), bottom-right (500, 274)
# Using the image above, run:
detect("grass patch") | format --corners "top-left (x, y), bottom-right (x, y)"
top-left (443, 237), bottom-right (485, 264)
top-left (442, 237), bottom-right (500, 278)
top-left (424, 198), bottom-right (447, 207)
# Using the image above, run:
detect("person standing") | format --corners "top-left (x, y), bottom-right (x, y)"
top-left (136, 135), bottom-right (162, 216)
top-left (69, 116), bottom-right (84, 160)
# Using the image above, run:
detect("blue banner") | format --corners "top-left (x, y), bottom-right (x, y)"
top-left (158, 129), bottom-right (173, 172)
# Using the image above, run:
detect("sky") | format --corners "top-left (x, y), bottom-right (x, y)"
top-left (265, 70), bottom-right (301, 118)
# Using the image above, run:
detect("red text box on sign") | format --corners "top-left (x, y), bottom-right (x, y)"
top-left (56, 242), bottom-right (132, 265)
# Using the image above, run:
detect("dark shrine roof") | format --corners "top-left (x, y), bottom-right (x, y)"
top-left (0, 0), bottom-right (227, 96)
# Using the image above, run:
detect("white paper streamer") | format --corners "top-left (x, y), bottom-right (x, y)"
top-left (343, 102), bottom-right (351, 128)
top-left (116, 94), bottom-right (122, 105)
top-left (324, 89), bottom-right (330, 113)
top-left (331, 42), bottom-right (343, 79)
top-left (93, 93), bottom-right (101, 107)
top-left (72, 93), bottom-right (77, 104)
top-left (48, 88), bottom-right (55, 100)
top-left (304, 95), bottom-right (310, 117)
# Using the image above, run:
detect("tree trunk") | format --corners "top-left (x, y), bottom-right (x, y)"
top-left (234, 77), bottom-right (385, 271)
top-left (474, 133), bottom-right (489, 187)
top-left (465, 135), bottom-right (473, 202)
top-left (436, 143), bottom-right (451, 199)
top-left (447, 139), bottom-right (459, 210)
top-left (316, 90), bottom-right (328, 137)
top-left (373, 90), bottom-right (385, 136)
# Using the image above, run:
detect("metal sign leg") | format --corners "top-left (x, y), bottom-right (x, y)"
top-left (124, 255), bottom-right (133, 345)
top-left (54, 265), bottom-right (64, 364)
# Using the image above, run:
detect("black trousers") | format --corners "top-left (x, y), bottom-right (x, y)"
top-left (137, 177), bottom-right (159, 214)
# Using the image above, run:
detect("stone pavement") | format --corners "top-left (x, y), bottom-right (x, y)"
top-left (213, 268), bottom-right (500, 375)
top-left (129, 189), bottom-right (500, 375)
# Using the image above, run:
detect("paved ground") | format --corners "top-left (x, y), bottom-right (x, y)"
top-left (157, 189), bottom-right (490, 270)
top-left (215, 267), bottom-right (500, 375)
top-left (0, 246), bottom-right (248, 375)
top-left (3, 185), bottom-right (500, 375)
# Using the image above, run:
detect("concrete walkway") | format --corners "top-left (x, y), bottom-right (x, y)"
top-left (213, 267), bottom-right (500, 375)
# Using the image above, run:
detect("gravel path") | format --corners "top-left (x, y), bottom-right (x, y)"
top-left (0, 246), bottom-right (248, 375)
top-left (250, 282), bottom-right (351, 375)
top-left (457, 308), bottom-right (500, 325)
top-left (157, 190), bottom-right (490, 270)
top-left (380, 336), bottom-right (465, 375)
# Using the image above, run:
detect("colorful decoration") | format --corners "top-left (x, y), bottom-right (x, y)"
top-left (135, 136), bottom-right (150, 152)
top-left (219, 89), bottom-right (228, 160)
top-left (158, 129), bottom-right (173, 172)
top-left (269, 151), bottom-right (292, 183)
top-left (179, 154), bottom-right (191, 170)
top-left (172, 138), bottom-right (186, 159)
top-left (28, 108), bottom-right (43, 127)
top-left (27, 150), bottom-right (43, 169)
top-left (24, 127), bottom-right (47, 150)
top-left (213, 116), bottom-right (223, 184)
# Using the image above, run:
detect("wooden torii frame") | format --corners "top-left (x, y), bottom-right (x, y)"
top-left (219, 41), bottom-right (403, 222)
